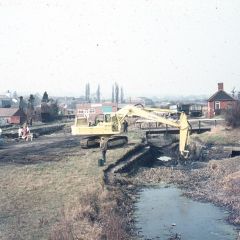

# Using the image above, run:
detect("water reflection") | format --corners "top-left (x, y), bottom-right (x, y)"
top-left (135, 186), bottom-right (237, 240)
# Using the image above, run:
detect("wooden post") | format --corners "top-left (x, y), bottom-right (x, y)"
top-left (198, 121), bottom-right (201, 133)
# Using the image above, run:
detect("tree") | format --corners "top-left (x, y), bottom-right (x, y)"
top-left (19, 96), bottom-right (25, 110)
top-left (120, 87), bottom-right (124, 103)
top-left (96, 84), bottom-right (100, 103)
top-left (42, 91), bottom-right (49, 103)
top-left (225, 101), bottom-right (240, 128)
top-left (115, 82), bottom-right (119, 104)
top-left (231, 87), bottom-right (236, 97)
top-left (111, 85), bottom-right (115, 103)
top-left (41, 97), bottom-right (59, 122)
top-left (85, 83), bottom-right (90, 103)
top-left (27, 94), bottom-right (35, 125)
top-left (49, 99), bottom-right (59, 120)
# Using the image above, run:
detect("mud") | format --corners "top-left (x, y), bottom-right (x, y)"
top-left (0, 132), bottom-right (81, 164)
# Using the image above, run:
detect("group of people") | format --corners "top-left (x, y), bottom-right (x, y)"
top-left (18, 124), bottom-right (32, 141)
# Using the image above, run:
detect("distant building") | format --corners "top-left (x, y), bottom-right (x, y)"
top-left (0, 108), bottom-right (26, 124)
top-left (76, 103), bottom-right (117, 122)
top-left (177, 104), bottom-right (191, 115)
top-left (0, 95), bottom-right (11, 108)
top-left (126, 97), bottom-right (154, 107)
top-left (208, 83), bottom-right (236, 118)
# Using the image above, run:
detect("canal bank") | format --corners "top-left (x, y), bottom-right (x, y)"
top-left (131, 152), bottom-right (240, 239)
top-left (103, 138), bottom-right (240, 239)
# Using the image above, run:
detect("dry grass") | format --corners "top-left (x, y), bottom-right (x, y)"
top-left (49, 183), bottom-right (133, 240)
top-left (0, 137), bottom-right (139, 240)
top-left (191, 125), bottom-right (240, 145)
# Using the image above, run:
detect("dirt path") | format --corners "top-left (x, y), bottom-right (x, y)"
top-left (0, 133), bottom-right (81, 164)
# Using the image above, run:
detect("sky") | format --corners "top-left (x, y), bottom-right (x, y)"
top-left (0, 0), bottom-right (240, 98)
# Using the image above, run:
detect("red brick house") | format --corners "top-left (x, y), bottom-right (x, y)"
top-left (0, 108), bottom-right (26, 124)
top-left (76, 103), bottom-right (117, 122)
top-left (208, 83), bottom-right (236, 118)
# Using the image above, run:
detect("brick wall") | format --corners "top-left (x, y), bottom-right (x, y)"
top-left (208, 100), bottom-right (236, 118)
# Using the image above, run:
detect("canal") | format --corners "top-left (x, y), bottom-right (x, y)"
top-left (135, 185), bottom-right (238, 240)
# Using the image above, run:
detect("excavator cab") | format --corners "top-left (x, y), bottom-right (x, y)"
top-left (75, 117), bottom-right (88, 126)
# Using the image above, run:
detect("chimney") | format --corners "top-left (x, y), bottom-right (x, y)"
top-left (218, 82), bottom-right (224, 91)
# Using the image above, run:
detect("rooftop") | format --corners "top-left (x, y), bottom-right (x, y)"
top-left (208, 90), bottom-right (235, 102)
top-left (0, 108), bottom-right (19, 117)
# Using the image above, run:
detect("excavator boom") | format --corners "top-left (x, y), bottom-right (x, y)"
top-left (71, 105), bottom-right (191, 157)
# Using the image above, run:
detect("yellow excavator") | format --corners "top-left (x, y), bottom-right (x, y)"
top-left (71, 105), bottom-right (191, 158)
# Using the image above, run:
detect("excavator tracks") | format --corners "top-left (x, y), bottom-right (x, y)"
top-left (106, 135), bottom-right (128, 149)
top-left (80, 136), bottom-right (100, 148)
top-left (80, 135), bottom-right (128, 149)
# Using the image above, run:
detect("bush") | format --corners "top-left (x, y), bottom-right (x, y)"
top-left (225, 101), bottom-right (240, 128)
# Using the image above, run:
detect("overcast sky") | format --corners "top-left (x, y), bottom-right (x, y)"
top-left (0, 0), bottom-right (240, 98)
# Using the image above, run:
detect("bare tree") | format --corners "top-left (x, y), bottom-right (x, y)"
top-left (27, 94), bottom-right (35, 125)
top-left (96, 84), bottom-right (100, 102)
top-left (115, 82), bottom-right (119, 104)
top-left (225, 101), bottom-right (240, 128)
top-left (231, 87), bottom-right (236, 97)
top-left (85, 83), bottom-right (90, 103)
top-left (120, 87), bottom-right (124, 103)
top-left (111, 85), bottom-right (115, 103)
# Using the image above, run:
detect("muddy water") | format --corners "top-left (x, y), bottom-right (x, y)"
top-left (135, 186), bottom-right (238, 240)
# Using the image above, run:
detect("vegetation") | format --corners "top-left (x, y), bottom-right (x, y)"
top-left (96, 84), bottom-right (100, 103)
top-left (27, 94), bottom-right (35, 125)
top-left (85, 83), bottom-right (91, 103)
top-left (115, 82), bottom-right (119, 104)
top-left (41, 91), bottom-right (49, 103)
top-left (120, 87), bottom-right (124, 103)
top-left (111, 85), bottom-right (115, 103)
top-left (191, 125), bottom-right (240, 145)
top-left (19, 96), bottom-right (26, 110)
top-left (0, 135), bottom-right (140, 239)
top-left (41, 91), bottom-right (59, 122)
top-left (225, 101), bottom-right (240, 128)
top-left (111, 82), bottom-right (125, 104)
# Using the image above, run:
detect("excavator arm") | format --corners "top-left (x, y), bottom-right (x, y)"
top-left (113, 105), bottom-right (190, 157)
top-left (71, 105), bottom-right (191, 157)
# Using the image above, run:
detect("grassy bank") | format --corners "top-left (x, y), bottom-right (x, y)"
top-left (191, 125), bottom-right (240, 145)
top-left (0, 131), bottom-right (141, 240)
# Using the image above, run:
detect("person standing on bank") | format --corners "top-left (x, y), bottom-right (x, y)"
top-left (100, 137), bottom-right (108, 162)
top-left (123, 119), bottom-right (128, 133)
